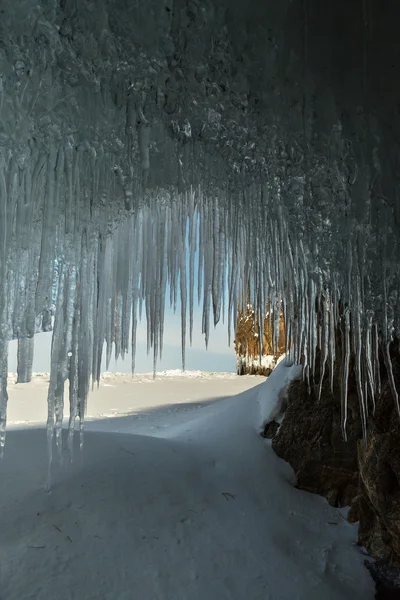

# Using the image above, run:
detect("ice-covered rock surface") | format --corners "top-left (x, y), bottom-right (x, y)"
top-left (1, 0), bottom-right (400, 458)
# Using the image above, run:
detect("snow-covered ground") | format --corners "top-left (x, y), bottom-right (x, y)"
top-left (6, 371), bottom-right (260, 432)
top-left (0, 366), bottom-right (373, 599)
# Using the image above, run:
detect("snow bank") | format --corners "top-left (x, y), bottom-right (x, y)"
top-left (256, 357), bottom-right (303, 432)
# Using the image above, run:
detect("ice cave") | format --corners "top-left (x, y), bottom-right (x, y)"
top-left (1, 1), bottom-right (400, 598)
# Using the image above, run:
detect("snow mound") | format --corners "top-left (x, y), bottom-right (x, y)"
top-left (256, 358), bottom-right (303, 430)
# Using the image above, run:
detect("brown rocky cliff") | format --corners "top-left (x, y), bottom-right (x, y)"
top-left (265, 344), bottom-right (400, 573)
top-left (235, 305), bottom-right (285, 375)
top-left (351, 354), bottom-right (400, 564)
top-left (270, 372), bottom-right (362, 508)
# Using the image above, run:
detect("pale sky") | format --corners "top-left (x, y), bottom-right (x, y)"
top-left (9, 237), bottom-right (237, 374)
top-left (8, 305), bottom-right (236, 374)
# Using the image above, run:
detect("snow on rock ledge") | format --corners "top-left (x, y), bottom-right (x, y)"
top-left (256, 357), bottom-right (302, 435)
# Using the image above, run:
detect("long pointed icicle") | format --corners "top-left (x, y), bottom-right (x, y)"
top-left (317, 290), bottom-right (329, 402)
top-left (1, 169), bottom-right (399, 460)
top-left (341, 309), bottom-right (351, 441)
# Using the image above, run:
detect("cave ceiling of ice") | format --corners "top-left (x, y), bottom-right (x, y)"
top-left (0, 0), bottom-right (399, 451)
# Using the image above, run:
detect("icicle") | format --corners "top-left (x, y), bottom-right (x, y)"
top-left (119, 220), bottom-right (133, 360)
top-left (179, 210), bottom-right (187, 370)
top-left (131, 304), bottom-right (138, 374)
top-left (382, 258), bottom-right (400, 416)
top-left (131, 222), bottom-right (140, 375)
top-left (317, 290), bottom-right (329, 402)
top-left (273, 294), bottom-right (281, 357)
top-left (353, 274), bottom-right (367, 441)
top-left (54, 264), bottom-right (76, 462)
top-left (382, 340), bottom-right (399, 415)
top-left (211, 201), bottom-right (223, 327)
top-left (36, 149), bottom-right (61, 315)
top-left (364, 314), bottom-right (376, 415)
top-left (93, 235), bottom-right (112, 386)
top-left (0, 339), bottom-right (8, 458)
top-left (68, 298), bottom-right (80, 460)
top-left (372, 323), bottom-right (381, 400)
top-left (17, 336), bottom-right (35, 383)
top-left (105, 240), bottom-right (117, 370)
top-left (77, 232), bottom-right (93, 455)
top-left (341, 309), bottom-right (351, 441)
top-left (151, 207), bottom-right (164, 376)
top-left (201, 203), bottom-right (212, 348)
top-left (197, 200), bottom-right (204, 306)
top-left (227, 207), bottom-right (239, 349)
top-left (308, 278), bottom-right (317, 379)
top-left (328, 285), bottom-right (336, 394)
top-left (158, 207), bottom-right (168, 362)
top-left (188, 192), bottom-right (196, 346)
top-left (0, 160), bottom-right (13, 454)
top-left (114, 293), bottom-right (123, 362)
top-left (46, 264), bottom-right (65, 487)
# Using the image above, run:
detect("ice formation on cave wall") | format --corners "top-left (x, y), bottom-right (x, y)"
top-left (1, 0), bottom-right (400, 460)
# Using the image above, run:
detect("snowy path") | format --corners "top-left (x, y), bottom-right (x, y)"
top-left (0, 367), bottom-right (373, 600)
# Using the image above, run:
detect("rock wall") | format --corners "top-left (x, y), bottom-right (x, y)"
top-left (264, 347), bottom-right (400, 570)
top-left (351, 356), bottom-right (400, 564)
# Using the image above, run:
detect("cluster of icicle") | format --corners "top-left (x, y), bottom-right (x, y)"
top-left (1, 148), bottom-right (399, 475)
top-left (1, 0), bottom-right (400, 483)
